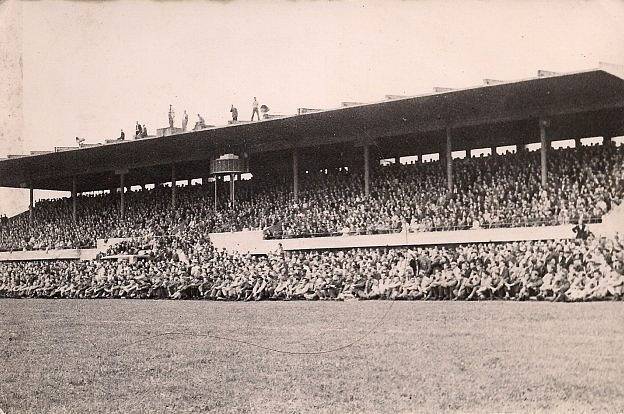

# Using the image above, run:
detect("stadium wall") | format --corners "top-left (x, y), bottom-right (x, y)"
top-left (208, 225), bottom-right (581, 254)
top-left (590, 203), bottom-right (624, 238)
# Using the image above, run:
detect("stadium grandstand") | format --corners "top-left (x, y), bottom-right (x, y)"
top-left (1, 67), bottom-right (624, 302)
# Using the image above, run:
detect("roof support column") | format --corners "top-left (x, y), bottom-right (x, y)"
top-left (71, 176), bottom-right (77, 223)
top-left (364, 144), bottom-right (370, 197)
top-left (229, 173), bottom-right (235, 207)
top-left (292, 148), bottom-right (299, 201)
top-left (171, 164), bottom-right (177, 211)
top-left (214, 176), bottom-right (218, 211)
top-left (119, 173), bottom-right (126, 219)
top-left (540, 119), bottom-right (549, 187)
top-left (446, 127), bottom-right (453, 192)
top-left (29, 185), bottom-right (34, 223)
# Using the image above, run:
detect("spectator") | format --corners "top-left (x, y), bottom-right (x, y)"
top-left (251, 97), bottom-right (260, 121)
top-left (182, 110), bottom-right (188, 132)
top-left (168, 105), bottom-right (175, 128)
top-left (230, 105), bottom-right (238, 122)
top-left (195, 114), bottom-right (206, 130)
top-left (573, 220), bottom-right (591, 240)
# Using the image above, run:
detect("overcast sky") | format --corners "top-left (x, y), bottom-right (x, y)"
top-left (1, 0), bottom-right (624, 214)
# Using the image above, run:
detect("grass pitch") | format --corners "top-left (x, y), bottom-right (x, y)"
top-left (1, 300), bottom-right (623, 413)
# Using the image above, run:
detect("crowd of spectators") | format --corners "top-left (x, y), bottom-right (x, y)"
top-left (0, 143), bottom-right (621, 251)
top-left (1, 233), bottom-right (622, 301)
top-left (214, 144), bottom-right (623, 237)
top-left (0, 185), bottom-right (215, 252)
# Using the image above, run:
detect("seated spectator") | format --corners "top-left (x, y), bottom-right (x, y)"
top-left (194, 114), bottom-right (206, 130)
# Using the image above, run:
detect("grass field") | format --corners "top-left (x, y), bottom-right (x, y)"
top-left (1, 300), bottom-right (623, 414)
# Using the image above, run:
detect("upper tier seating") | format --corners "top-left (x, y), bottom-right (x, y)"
top-left (1, 144), bottom-right (621, 251)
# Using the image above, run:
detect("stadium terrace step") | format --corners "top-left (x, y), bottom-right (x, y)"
top-left (30, 151), bottom-right (53, 156)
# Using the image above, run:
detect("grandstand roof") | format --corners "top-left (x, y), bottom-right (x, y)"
top-left (2, 68), bottom-right (624, 192)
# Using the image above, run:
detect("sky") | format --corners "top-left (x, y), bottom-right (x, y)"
top-left (1, 0), bottom-right (624, 215)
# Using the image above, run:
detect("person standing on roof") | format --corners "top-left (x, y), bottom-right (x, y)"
top-left (182, 110), bottom-right (188, 131)
top-left (119, 129), bottom-right (125, 141)
top-left (168, 105), bottom-right (175, 128)
top-left (230, 105), bottom-right (238, 122)
top-left (251, 97), bottom-right (260, 121)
